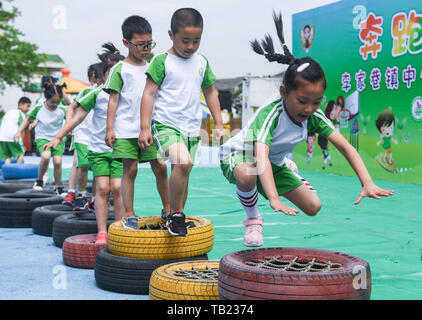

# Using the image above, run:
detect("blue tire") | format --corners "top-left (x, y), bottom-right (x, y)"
top-left (2, 164), bottom-right (39, 180)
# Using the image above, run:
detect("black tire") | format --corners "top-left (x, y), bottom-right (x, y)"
top-left (52, 210), bottom-right (114, 248)
top-left (0, 193), bottom-right (63, 228)
top-left (0, 180), bottom-right (37, 194)
top-left (94, 248), bottom-right (208, 295)
top-left (32, 204), bottom-right (74, 236)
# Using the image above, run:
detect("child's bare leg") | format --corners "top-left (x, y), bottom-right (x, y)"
top-left (150, 159), bottom-right (170, 213)
top-left (5, 158), bottom-right (11, 165)
top-left (16, 154), bottom-right (24, 164)
top-left (282, 184), bottom-right (321, 216)
top-left (167, 143), bottom-right (192, 213)
top-left (38, 151), bottom-right (51, 181)
top-left (68, 150), bottom-right (78, 192)
top-left (121, 158), bottom-right (138, 217)
top-left (95, 176), bottom-right (111, 234)
top-left (110, 178), bottom-right (124, 222)
top-left (77, 167), bottom-right (89, 194)
top-left (52, 156), bottom-right (62, 187)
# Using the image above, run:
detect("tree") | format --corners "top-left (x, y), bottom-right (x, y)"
top-left (0, 0), bottom-right (46, 92)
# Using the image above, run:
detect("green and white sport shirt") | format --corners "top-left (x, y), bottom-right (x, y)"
top-left (28, 103), bottom-right (66, 141)
top-left (73, 85), bottom-right (95, 145)
top-left (103, 61), bottom-right (148, 139)
top-left (146, 52), bottom-right (216, 137)
top-left (0, 109), bottom-right (25, 142)
top-left (220, 94), bottom-right (335, 167)
top-left (77, 84), bottom-right (112, 154)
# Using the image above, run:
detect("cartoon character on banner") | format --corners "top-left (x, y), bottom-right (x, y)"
top-left (300, 24), bottom-right (315, 54)
top-left (306, 132), bottom-right (316, 164)
top-left (375, 109), bottom-right (398, 173)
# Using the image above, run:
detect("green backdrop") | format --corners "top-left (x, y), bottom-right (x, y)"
top-left (292, 0), bottom-right (422, 184)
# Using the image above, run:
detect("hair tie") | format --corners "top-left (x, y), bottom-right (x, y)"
top-left (114, 51), bottom-right (120, 54)
top-left (297, 62), bottom-right (310, 72)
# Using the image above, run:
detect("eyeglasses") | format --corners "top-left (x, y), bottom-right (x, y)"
top-left (127, 40), bottom-right (156, 51)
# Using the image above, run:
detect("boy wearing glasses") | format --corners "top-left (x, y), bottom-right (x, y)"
top-left (139, 8), bottom-right (225, 236)
top-left (104, 15), bottom-right (170, 229)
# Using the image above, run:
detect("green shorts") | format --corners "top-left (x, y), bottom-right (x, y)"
top-left (36, 138), bottom-right (65, 157)
top-left (113, 138), bottom-right (162, 163)
top-left (75, 143), bottom-right (90, 168)
top-left (88, 151), bottom-right (123, 179)
top-left (0, 141), bottom-right (24, 159)
top-left (69, 135), bottom-right (75, 152)
top-left (220, 151), bottom-right (304, 199)
top-left (151, 121), bottom-right (201, 164)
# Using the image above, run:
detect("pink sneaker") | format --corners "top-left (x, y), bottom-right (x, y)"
top-left (242, 218), bottom-right (264, 247)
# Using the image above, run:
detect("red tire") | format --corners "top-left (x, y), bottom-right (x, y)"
top-left (62, 234), bottom-right (107, 269)
top-left (218, 247), bottom-right (371, 300)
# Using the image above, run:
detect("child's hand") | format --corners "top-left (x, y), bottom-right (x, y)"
top-left (270, 198), bottom-right (299, 216)
top-left (43, 138), bottom-right (61, 151)
top-left (28, 122), bottom-right (37, 131)
top-left (354, 182), bottom-right (394, 205)
top-left (212, 123), bottom-right (226, 141)
top-left (138, 130), bottom-right (153, 151)
top-left (105, 129), bottom-right (116, 147)
top-left (13, 132), bottom-right (21, 142)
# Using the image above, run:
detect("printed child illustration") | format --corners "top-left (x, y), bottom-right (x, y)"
top-left (375, 109), bottom-right (398, 171)
top-left (306, 132), bottom-right (316, 164)
top-left (300, 24), bottom-right (314, 54)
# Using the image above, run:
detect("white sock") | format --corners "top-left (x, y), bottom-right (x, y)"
top-left (68, 189), bottom-right (75, 194)
top-left (236, 187), bottom-right (262, 220)
top-left (78, 190), bottom-right (87, 197)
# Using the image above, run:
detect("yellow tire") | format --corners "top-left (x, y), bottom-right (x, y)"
top-left (149, 260), bottom-right (220, 300)
top-left (108, 216), bottom-right (214, 259)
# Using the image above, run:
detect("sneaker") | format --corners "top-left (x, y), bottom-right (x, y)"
top-left (166, 212), bottom-right (188, 237)
top-left (242, 218), bottom-right (264, 247)
top-left (88, 199), bottom-right (95, 213)
top-left (161, 209), bottom-right (170, 222)
top-left (122, 216), bottom-right (139, 230)
top-left (62, 192), bottom-right (76, 207)
top-left (95, 232), bottom-right (108, 244)
top-left (33, 180), bottom-right (43, 191)
top-left (73, 195), bottom-right (89, 211)
top-left (54, 187), bottom-right (67, 197)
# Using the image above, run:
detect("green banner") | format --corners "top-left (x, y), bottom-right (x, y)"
top-left (292, 0), bottom-right (422, 184)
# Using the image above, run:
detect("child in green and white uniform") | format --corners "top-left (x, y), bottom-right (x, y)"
top-left (15, 83), bottom-right (68, 195)
top-left (220, 12), bottom-right (394, 247)
top-left (0, 97), bottom-right (31, 164)
top-left (139, 8), bottom-right (225, 236)
top-left (105, 16), bottom-right (170, 228)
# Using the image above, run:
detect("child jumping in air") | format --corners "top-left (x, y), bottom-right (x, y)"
top-left (105, 15), bottom-right (170, 230)
top-left (219, 11), bottom-right (394, 247)
top-left (15, 83), bottom-right (68, 195)
top-left (44, 44), bottom-right (126, 244)
top-left (0, 97), bottom-right (31, 164)
top-left (139, 8), bottom-right (225, 236)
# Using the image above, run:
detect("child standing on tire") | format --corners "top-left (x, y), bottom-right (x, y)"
top-left (104, 16), bottom-right (170, 230)
top-left (139, 8), bottom-right (225, 236)
top-left (219, 12), bottom-right (394, 247)
top-left (44, 44), bottom-right (126, 244)
top-left (0, 97), bottom-right (31, 164)
top-left (15, 83), bottom-right (68, 195)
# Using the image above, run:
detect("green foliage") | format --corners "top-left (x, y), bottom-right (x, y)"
top-left (0, 0), bottom-right (47, 92)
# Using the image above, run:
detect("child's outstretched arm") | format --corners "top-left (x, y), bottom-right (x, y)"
top-left (14, 117), bottom-right (31, 142)
top-left (105, 91), bottom-right (119, 147)
top-left (43, 107), bottom-right (88, 151)
top-left (202, 84), bottom-right (225, 141)
top-left (139, 78), bottom-right (158, 151)
top-left (328, 130), bottom-right (394, 204)
top-left (255, 141), bottom-right (299, 216)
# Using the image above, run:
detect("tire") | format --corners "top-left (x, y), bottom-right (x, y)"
top-left (149, 260), bottom-right (220, 300)
top-left (0, 193), bottom-right (63, 228)
top-left (218, 247), bottom-right (372, 300)
top-left (2, 164), bottom-right (38, 180)
top-left (52, 211), bottom-right (114, 248)
top-left (32, 204), bottom-right (74, 236)
top-left (94, 249), bottom-right (209, 295)
top-left (0, 180), bottom-right (37, 194)
top-left (62, 234), bottom-right (108, 269)
top-left (108, 216), bottom-right (214, 259)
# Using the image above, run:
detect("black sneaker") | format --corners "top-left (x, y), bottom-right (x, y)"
top-left (33, 180), bottom-right (43, 191)
top-left (161, 209), bottom-right (170, 222)
top-left (54, 187), bottom-right (66, 197)
top-left (166, 212), bottom-right (188, 237)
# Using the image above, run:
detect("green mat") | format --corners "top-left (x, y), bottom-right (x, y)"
top-left (55, 166), bottom-right (422, 300)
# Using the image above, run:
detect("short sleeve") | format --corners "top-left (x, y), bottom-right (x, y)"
top-left (28, 105), bottom-right (42, 120)
top-left (145, 53), bottom-right (167, 85)
top-left (200, 54), bottom-right (216, 88)
top-left (245, 101), bottom-right (282, 147)
top-left (103, 63), bottom-right (123, 94)
top-left (77, 88), bottom-right (99, 113)
top-left (307, 109), bottom-right (335, 137)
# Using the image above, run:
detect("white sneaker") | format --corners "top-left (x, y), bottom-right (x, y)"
top-left (33, 180), bottom-right (43, 191)
top-left (242, 218), bottom-right (264, 247)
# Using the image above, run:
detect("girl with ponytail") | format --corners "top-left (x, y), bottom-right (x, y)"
top-left (220, 11), bottom-right (394, 247)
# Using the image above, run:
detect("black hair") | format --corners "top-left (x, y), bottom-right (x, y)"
top-left (18, 97), bottom-right (31, 105)
top-left (43, 83), bottom-right (66, 100)
top-left (251, 11), bottom-right (326, 93)
top-left (122, 15), bottom-right (152, 41)
top-left (41, 76), bottom-right (58, 87)
top-left (88, 62), bottom-right (105, 81)
top-left (171, 8), bottom-right (203, 34)
top-left (325, 100), bottom-right (335, 119)
top-left (97, 42), bottom-right (125, 75)
top-left (376, 109), bottom-right (395, 132)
